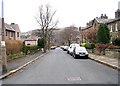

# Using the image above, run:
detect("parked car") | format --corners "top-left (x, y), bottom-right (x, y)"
top-left (60, 46), bottom-right (64, 49)
top-left (63, 46), bottom-right (69, 51)
top-left (73, 46), bottom-right (89, 59)
top-left (67, 43), bottom-right (80, 55)
top-left (60, 46), bottom-right (68, 51)
top-left (50, 46), bottom-right (57, 50)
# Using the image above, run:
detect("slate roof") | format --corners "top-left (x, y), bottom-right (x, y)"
top-left (95, 18), bottom-right (114, 24)
top-left (10, 23), bottom-right (21, 32)
top-left (0, 18), bottom-right (15, 32)
top-left (5, 23), bottom-right (15, 31)
top-left (107, 17), bottom-right (120, 24)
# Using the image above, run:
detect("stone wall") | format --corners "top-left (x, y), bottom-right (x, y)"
top-left (87, 49), bottom-right (120, 58)
top-left (105, 49), bottom-right (120, 58)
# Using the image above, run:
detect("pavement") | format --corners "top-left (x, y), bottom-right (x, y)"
top-left (0, 49), bottom-right (119, 80)
top-left (89, 53), bottom-right (120, 70)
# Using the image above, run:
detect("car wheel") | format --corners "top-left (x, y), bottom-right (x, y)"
top-left (85, 56), bottom-right (89, 59)
top-left (85, 55), bottom-right (89, 59)
top-left (73, 54), bottom-right (77, 59)
top-left (67, 51), bottom-right (69, 54)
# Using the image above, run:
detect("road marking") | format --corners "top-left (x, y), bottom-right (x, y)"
top-left (67, 76), bottom-right (81, 81)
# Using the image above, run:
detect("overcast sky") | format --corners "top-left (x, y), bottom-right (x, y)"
top-left (0, 0), bottom-right (120, 32)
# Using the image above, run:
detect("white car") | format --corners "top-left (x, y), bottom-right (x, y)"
top-left (63, 46), bottom-right (69, 51)
top-left (50, 46), bottom-right (57, 50)
top-left (73, 46), bottom-right (89, 59)
top-left (67, 43), bottom-right (80, 55)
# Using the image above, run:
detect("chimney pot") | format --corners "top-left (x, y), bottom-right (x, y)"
top-left (11, 23), bottom-right (15, 25)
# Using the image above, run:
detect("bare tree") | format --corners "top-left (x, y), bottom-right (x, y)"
top-left (60, 25), bottom-right (79, 45)
top-left (35, 4), bottom-right (58, 52)
top-left (82, 28), bottom-right (97, 43)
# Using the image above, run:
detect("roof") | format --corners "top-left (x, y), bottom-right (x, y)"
top-left (25, 36), bottom-right (38, 41)
top-left (81, 26), bottom-right (92, 31)
top-left (5, 23), bottom-right (15, 31)
top-left (0, 18), bottom-right (15, 32)
top-left (95, 18), bottom-right (114, 24)
top-left (107, 17), bottom-right (120, 24)
top-left (115, 9), bottom-right (120, 12)
top-left (10, 23), bottom-right (21, 32)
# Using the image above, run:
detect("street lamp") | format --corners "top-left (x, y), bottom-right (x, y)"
top-left (1, 0), bottom-right (7, 74)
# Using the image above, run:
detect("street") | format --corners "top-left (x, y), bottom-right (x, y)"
top-left (3, 47), bottom-right (118, 84)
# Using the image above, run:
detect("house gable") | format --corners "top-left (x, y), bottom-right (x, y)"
top-left (10, 23), bottom-right (21, 40)
top-left (0, 18), bottom-right (21, 41)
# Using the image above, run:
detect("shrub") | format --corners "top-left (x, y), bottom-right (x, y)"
top-left (81, 43), bottom-right (86, 47)
top-left (22, 41), bottom-right (26, 54)
top-left (38, 38), bottom-right (46, 48)
top-left (107, 44), bottom-right (119, 49)
top-left (85, 43), bottom-right (95, 49)
top-left (112, 38), bottom-right (120, 46)
top-left (95, 43), bottom-right (108, 55)
top-left (96, 24), bottom-right (110, 44)
top-left (7, 53), bottom-right (24, 62)
top-left (24, 45), bottom-right (39, 55)
top-left (6, 40), bottom-right (23, 55)
top-left (29, 45), bottom-right (39, 51)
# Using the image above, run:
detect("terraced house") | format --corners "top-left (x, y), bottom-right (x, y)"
top-left (0, 19), bottom-right (21, 41)
top-left (107, 9), bottom-right (120, 40)
top-left (80, 9), bottom-right (120, 43)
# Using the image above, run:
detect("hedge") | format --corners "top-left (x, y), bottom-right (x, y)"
top-left (6, 40), bottom-right (23, 55)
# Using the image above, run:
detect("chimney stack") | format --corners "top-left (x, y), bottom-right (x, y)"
top-left (115, 1), bottom-right (120, 18)
top-left (118, 1), bottom-right (120, 9)
top-left (11, 23), bottom-right (15, 25)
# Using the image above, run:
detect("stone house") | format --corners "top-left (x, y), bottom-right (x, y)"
top-left (107, 18), bottom-right (120, 42)
top-left (107, 9), bottom-right (120, 41)
top-left (92, 16), bottom-right (113, 30)
top-left (92, 9), bottom-right (120, 43)
top-left (81, 12), bottom-right (120, 43)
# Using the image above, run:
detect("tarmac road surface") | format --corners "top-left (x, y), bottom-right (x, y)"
top-left (2, 47), bottom-right (118, 84)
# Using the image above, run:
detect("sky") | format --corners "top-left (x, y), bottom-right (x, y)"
top-left (0, 0), bottom-right (120, 32)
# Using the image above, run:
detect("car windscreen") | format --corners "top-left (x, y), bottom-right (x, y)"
top-left (76, 47), bottom-right (86, 51)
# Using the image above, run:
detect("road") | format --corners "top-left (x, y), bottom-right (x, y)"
top-left (3, 47), bottom-right (118, 84)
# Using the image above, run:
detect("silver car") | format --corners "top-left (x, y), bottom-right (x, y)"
top-left (73, 46), bottom-right (89, 59)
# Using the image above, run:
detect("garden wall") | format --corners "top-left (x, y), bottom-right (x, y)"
top-left (87, 49), bottom-right (120, 58)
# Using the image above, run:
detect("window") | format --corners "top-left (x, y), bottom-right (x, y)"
top-left (6, 31), bottom-right (7, 36)
top-left (11, 32), bottom-right (14, 37)
top-left (27, 43), bottom-right (30, 45)
top-left (115, 23), bottom-right (118, 32)
top-left (110, 25), bottom-right (113, 32)
top-left (17, 32), bottom-right (19, 37)
top-left (113, 24), bottom-right (116, 32)
top-left (94, 23), bottom-right (96, 27)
